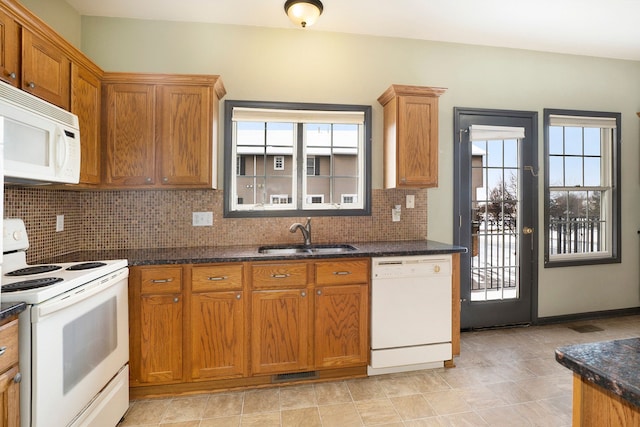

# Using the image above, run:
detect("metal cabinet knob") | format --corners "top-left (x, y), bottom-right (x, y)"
top-left (300, 291), bottom-right (306, 297)
top-left (0, 346), bottom-right (6, 356)
top-left (173, 297), bottom-right (179, 303)
top-left (162, 177), bottom-right (168, 183)
top-left (13, 372), bottom-right (21, 384)
top-left (236, 294), bottom-right (241, 300)
top-left (316, 289), bottom-right (322, 295)
top-left (7, 71), bottom-right (15, 79)
top-left (28, 81), bottom-right (35, 88)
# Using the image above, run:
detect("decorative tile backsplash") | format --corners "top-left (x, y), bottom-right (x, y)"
top-left (4, 187), bottom-right (427, 263)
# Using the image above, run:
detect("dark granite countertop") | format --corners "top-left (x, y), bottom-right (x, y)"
top-left (0, 302), bottom-right (26, 322)
top-left (555, 338), bottom-right (640, 407)
top-left (40, 240), bottom-right (467, 266)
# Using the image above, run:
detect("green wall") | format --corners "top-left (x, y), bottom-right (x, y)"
top-left (21, 0), bottom-right (81, 47)
top-left (31, 3), bottom-right (640, 318)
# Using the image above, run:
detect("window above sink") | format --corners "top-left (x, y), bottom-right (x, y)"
top-left (223, 100), bottom-right (372, 218)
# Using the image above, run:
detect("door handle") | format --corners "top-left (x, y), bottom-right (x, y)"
top-left (522, 227), bottom-right (534, 235)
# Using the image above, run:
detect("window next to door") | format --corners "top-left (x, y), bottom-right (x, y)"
top-left (543, 109), bottom-right (621, 267)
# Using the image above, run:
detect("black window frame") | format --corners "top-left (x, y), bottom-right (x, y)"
top-left (543, 108), bottom-right (621, 268)
top-left (223, 100), bottom-right (372, 218)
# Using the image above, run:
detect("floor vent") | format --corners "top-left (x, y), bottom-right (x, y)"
top-left (272, 371), bottom-right (318, 383)
top-left (569, 324), bottom-right (604, 333)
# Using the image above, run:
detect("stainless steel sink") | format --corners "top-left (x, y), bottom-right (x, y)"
top-left (258, 244), bottom-right (357, 255)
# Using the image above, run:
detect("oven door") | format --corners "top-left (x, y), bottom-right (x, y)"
top-left (30, 269), bottom-right (129, 427)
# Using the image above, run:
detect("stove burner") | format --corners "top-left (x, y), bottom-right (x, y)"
top-left (66, 262), bottom-right (107, 271)
top-left (5, 265), bottom-right (62, 276)
top-left (2, 277), bottom-right (64, 292)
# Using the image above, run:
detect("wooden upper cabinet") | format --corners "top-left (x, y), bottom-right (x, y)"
top-left (102, 73), bottom-right (225, 189)
top-left (72, 62), bottom-right (102, 185)
top-left (378, 84), bottom-right (446, 189)
top-left (21, 29), bottom-right (70, 110)
top-left (103, 82), bottom-right (156, 186)
top-left (0, 8), bottom-right (19, 87)
top-left (157, 84), bottom-right (213, 186)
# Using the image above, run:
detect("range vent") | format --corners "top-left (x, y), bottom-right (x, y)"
top-left (272, 371), bottom-right (318, 383)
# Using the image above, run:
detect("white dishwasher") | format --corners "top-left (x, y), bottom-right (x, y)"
top-left (369, 255), bottom-right (452, 375)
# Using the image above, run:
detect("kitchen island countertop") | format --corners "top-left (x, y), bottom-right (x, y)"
top-left (39, 240), bottom-right (467, 266)
top-left (555, 338), bottom-right (640, 408)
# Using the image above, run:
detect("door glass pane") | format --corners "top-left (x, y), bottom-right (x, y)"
top-left (471, 137), bottom-right (520, 301)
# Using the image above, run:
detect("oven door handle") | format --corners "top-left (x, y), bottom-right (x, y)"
top-left (34, 270), bottom-right (128, 320)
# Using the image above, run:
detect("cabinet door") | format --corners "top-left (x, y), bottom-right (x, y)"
top-left (71, 63), bottom-right (101, 185)
top-left (315, 284), bottom-right (368, 368)
top-left (103, 83), bottom-right (156, 186)
top-left (0, 9), bottom-right (19, 87)
top-left (251, 289), bottom-right (310, 375)
top-left (191, 291), bottom-right (245, 380)
top-left (0, 365), bottom-right (20, 427)
top-left (139, 293), bottom-right (183, 383)
top-left (397, 95), bottom-right (439, 187)
top-left (21, 29), bottom-right (70, 110)
top-left (157, 84), bottom-right (212, 187)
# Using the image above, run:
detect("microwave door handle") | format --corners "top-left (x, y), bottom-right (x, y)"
top-left (55, 128), bottom-right (69, 170)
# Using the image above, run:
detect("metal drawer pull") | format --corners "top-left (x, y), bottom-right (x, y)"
top-left (207, 276), bottom-right (228, 281)
top-left (151, 278), bottom-right (173, 283)
top-left (333, 271), bottom-right (352, 275)
top-left (0, 346), bottom-right (6, 356)
top-left (271, 273), bottom-right (291, 279)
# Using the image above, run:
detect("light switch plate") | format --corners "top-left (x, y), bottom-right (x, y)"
top-left (56, 215), bottom-right (64, 232)
top-left (192, 211), bottom-right (213, 226)
top-left (406, 195), bottom-right (415, 209)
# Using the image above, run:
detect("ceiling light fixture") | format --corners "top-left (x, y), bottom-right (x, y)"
top-left (284, 0), bottom-right (324, 28)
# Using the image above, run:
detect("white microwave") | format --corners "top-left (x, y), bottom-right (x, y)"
top-left (0, 82), bottom-right (80, 185)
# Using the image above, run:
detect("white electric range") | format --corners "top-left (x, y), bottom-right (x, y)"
top-left (2, 218), bottom-right (130, 427)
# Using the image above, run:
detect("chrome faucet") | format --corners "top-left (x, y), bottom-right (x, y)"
top-left (289, 217), bottom-right (312, 246)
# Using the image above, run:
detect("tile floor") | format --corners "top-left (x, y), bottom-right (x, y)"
top-left (120, 314), bottom-right (640, 426)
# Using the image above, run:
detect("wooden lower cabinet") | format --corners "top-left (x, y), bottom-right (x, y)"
top-left (315, 284), bottom-right (368, 368)
top-left (251, 289), bottom-right (311, 375)
top-left (129, 259), bottom-right (370, 398)
top-left (190, 264), bottom-right (246, 380)
top-left (130, 266), bottom-right (184, 385)
top-left (314, 259), bottom-right (369, 369)
top-left (0, 317), bottom-right (20, 427)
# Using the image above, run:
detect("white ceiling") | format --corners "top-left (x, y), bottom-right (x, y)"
top-left (66, 0), bottom-right (640, 61)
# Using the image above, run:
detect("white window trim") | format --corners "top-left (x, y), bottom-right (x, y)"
top-left (545, 111), bottom-right (619, 265)
top-left (306, 194), bottom-right (324, 204)
top-left (270, 194), bottom-right (290, 204)
top-left (274, 156), bottom-right (284, 170)
top-left (341, 194), bottom-right (357, 204)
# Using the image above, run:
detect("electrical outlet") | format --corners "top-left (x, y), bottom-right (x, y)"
top-left (406, 194), bottom-right (415, 209)
top-left (56, 215), bottom-right (64, 232)
top-left (392, 205), bottom-right (401, 222)
top-left (192, 211), bottom-right (213, 226)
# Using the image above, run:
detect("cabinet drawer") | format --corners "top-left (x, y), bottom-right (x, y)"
top-left (251, 263), bottom-right (308, 289)
top-left (141, 267), bottom-right (182, 294)
top-left (315, 259), bottom-right (369, 285)
top-left (0, 319), bottom-right (18, 373)
top-left (192, 264), bottom-right (243, 292)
